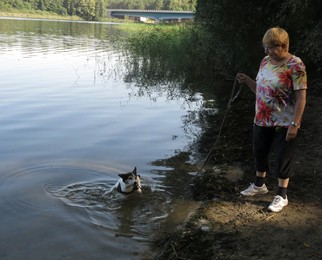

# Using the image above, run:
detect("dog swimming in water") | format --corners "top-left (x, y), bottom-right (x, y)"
top-left (103, 167), bottom-right (141, 195)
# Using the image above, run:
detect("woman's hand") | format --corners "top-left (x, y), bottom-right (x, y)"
top-left (237, 73), bottom-right (256, 93)
top-left (286, 125), bottom-right (299, 141)
top-left (237, 73), bottom-right (249, 84)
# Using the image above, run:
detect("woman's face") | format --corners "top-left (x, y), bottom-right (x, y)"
top-left (263, 44), bottom-right (287, 61)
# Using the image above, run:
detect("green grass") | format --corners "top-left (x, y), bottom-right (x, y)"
top-left (0, 8), bottom-right (136, 23)
top-left (119, 23), bottom-right (196, 57)
top-left (0, 7), bottom-right (191, 25)
top-left (0, 9), bottom-right (82, 21)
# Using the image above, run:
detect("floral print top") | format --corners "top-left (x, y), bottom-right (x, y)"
top-left (255, 55), bottom-right (307, 127)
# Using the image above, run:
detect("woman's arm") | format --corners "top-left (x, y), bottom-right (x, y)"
top-left (286, 89), bottom-right (306, 141)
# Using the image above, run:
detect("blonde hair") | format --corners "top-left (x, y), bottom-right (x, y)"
top-left (262, 27), bottom-right (289, 51)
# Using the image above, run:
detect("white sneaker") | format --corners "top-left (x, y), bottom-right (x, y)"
top-left (240, 183), bottom-right (268, 196)
top-left (268, 195), bottom-right (288, 212)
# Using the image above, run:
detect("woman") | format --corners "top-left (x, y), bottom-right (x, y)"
top-left (237, 27), bottom-right (307, 212)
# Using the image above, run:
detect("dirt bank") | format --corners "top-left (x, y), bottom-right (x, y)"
top-left (154, 79), bottom-right (322, 259)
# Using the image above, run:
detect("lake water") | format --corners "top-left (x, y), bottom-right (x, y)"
top-left (0, 18), bottom-right (208, 259)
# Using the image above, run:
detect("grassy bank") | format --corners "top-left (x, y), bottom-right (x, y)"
top-left (0, 11), bottom-right (127, 23)
top-left (0, 9), bottom-right (83, 21)
top-left (0, 9), bottom-right (132, 23)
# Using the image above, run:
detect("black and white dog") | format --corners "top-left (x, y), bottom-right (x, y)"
top-left (103, 167), bottom-right (141, 195)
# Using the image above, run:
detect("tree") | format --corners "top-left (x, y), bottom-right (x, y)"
top-left (76, 0), bottom-right (96, 20)
top-left (195, 0), bottom-right (322, 76)
top-left (63, 0), bottom-right (76, 15)
top-left (95, 0), bottom-right (106, 18)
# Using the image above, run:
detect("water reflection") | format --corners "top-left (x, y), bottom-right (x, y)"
top-left (0, 17), bottom-right (122, 38)
top-left (121, 51), bottom-right (234, 161)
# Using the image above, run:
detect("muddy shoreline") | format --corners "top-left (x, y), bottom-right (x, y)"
top-left (153, 80), bottom-right (322, 259)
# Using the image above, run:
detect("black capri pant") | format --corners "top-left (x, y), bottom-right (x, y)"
top-left (253, 124), bottom-right (298, 179)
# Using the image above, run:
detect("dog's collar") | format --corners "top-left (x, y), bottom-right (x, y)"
top-left (116, 182), bottom-right (140, 194)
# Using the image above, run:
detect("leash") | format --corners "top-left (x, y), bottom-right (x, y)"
top-left (194, 75), bottom-right (242, 178)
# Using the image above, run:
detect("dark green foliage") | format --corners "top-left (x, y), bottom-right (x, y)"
top-left (195, 0), bottom-right (322, 77)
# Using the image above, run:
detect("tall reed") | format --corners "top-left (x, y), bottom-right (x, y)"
top-left (119, 23), bottom-right (210, 86)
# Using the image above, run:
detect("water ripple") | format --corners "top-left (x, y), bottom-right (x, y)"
top-left (46, 176), bottom-right (172, 240)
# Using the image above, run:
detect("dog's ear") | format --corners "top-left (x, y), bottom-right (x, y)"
top-left (132, 167), bottom-right (137, 175)
top-left (118, 173), bottom-right (128, 182)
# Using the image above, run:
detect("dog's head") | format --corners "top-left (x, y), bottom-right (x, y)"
top-left (118, 167), bottom-right (141, 193)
